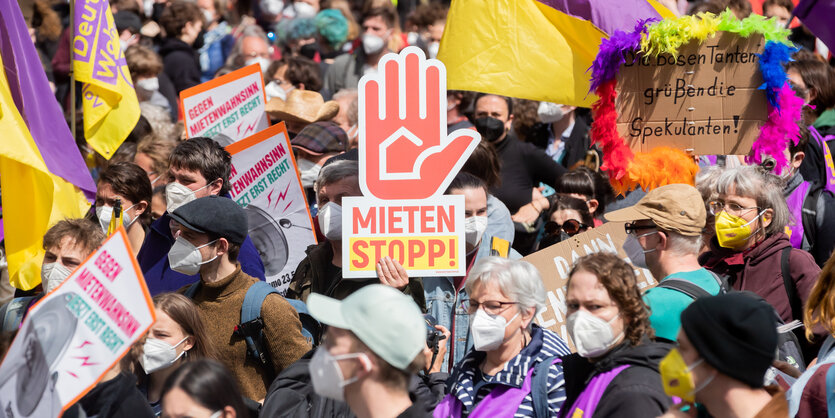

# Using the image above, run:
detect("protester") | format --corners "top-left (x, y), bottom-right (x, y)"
top-left (265, 56), bottom-right (323, 101)
top-left (135, 293), bottom-right (216, 416)
top-left (276, 17), bottom-right (318, 59)
top-left (225, 25), bottom-right (272, 73)
top-left (196, 0), bottom-right (235, 83)
top-left (538, 194), bottom-right (593, 250)
top-left (782, 125), bottom-right (835, 266)
top-left (286, 160), bottom-right (425, 308)
top-left (699, 165), bottom-right (822, 359)
top-left (423, 173), bottom-right (517, 372)
top-left (322, 5), bottom-right (398, 96)
top-left (137, 137), bottom-right (265, 295)
top-left (762, 0), bottom-right (793, 27)
top-left (472, 93), bottom-right (565, 254)
top-left (659, 293), bottom-right (786, 418)
top-left (302, 284), bottom-right (429, 417)
top-left (125, 45), bottom-right (175, 114)
top-left (161, 359), bottom-right (249, 418)
top-left (94, 162), bottom-right (153, 252)
top-left (135, 134), bottom-right (176, 188)
top-left (446, 90), bottom-right (474, 133)
top-left (435, 257), bottom-right (571, 416)
top-left (560, 252), bottom-right (671, 416)
top-left (528, 102), bottom-right (592, 169)
top-left (554, 166), bottom-right (613, 225)
top-left (291, 121), bottom-right (347, 213)
top-left (159, 1), bottom-right (204, 94)
top-left (605, 184), bottom-right (722, 343)
top-left (332, 88), bottom-right (359, 146)
top-left (265, 89), bottom-right (340, 136)
top-left (168, 196), bottom-right (309, 400)
top-left (314, 9), bottom-right (350, 63)
top-left (460, 140), bottom-right (516, 249)
top-left (695, 165), bottom-right (724, 255)
top-left (65, 359), bottom-right (155, 418)
top-left (0, 219), bottom-right (105, 329)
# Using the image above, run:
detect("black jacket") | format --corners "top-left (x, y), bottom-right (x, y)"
top-left (159, 37), bottom-right (201, 94)
top-left (490, 132), bottom-right (566, 215)
top-left (528, 117), bottom-right (594, 170)
top-left (560, 340), bottom-right (673, 418)
top-left (66, 372), bottom-right (154, 418)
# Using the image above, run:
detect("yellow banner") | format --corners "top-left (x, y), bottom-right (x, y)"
top-left (347, 236), bottom-right (460, 272)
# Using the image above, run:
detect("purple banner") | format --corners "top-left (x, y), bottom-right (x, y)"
top-left (0, 0), bottom-right (96, 199)
top-left (794, 0), bottom-right (835, 52)
top-left (536, 0), bottom-right (663, 35)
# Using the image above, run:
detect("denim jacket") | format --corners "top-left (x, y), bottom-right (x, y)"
top-left (424, 275), bottom-right (472, 373)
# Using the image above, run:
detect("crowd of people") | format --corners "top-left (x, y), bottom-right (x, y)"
top-left (3, 0), bottom-right (835, 416)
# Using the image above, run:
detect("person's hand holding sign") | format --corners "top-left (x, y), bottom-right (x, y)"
top-left (359, 47), bottom-right (481, 200)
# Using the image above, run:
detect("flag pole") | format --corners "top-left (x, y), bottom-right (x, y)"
top-left (69, 0), bottom-right (76, 141)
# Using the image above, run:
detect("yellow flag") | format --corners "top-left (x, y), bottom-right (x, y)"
top-left (0, 55), bottom-right (90, 290)
top-left (73, 0), bottom-right (140, 159)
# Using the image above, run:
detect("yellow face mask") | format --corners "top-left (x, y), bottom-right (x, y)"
top-left (659, 348), bottom-right (703, 403)
top-left (714, 210), bottom-right (763, 249)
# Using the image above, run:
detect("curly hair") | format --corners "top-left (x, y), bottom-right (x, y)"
top-left (160, 1), bottom-right (203, 38)
top-left (568, 253), bottom-right (654, 345)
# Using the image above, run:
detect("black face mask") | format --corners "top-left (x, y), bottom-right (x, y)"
top-left (474, 117), bottom-right (506, 143)
top-left (299, 43), bottom-right (319, 60)
top-left (539, 231), bottom-right (570, 250)
top-left (192, 27), bottom-right (206, 50)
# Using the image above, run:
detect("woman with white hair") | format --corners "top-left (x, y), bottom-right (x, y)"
top-left (699, 165), bottom-right (821, 360)
top-left (434, 257), bottom-right (570, 417)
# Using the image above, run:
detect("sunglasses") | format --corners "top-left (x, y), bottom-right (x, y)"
top-left (544, 219), bottom-right (589, 237)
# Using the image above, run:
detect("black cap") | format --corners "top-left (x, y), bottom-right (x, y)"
top-left (680, 292), bottom-right (778, 388)
top-left (114, 11), bottom-right (142, 34)
top-left (170, 196), bottom-right (248, 245)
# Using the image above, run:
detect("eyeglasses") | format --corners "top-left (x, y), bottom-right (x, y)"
top-left (624, 222), bottom-right (657, 235)
top-left (708, 201), bottom-right (759, 217)
top-left (461, 299), bottom-right (519, 315)
top-left (544, 219), bottom-right (589, 237)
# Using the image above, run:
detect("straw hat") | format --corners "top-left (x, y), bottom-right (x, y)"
top-left (265, 89), bottom-right (340, 125)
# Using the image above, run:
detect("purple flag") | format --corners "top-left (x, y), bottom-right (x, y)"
top-left (794, 0), bottom-right (835, 51)
top-left (0, 0), bottom-right (96, 199)
top-left (536, 0), bottom-right (664, 35)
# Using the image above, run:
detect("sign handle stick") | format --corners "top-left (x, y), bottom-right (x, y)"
top-left (69, 0), bottom-right (75, 141)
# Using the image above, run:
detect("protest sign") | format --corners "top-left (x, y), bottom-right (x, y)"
top-left (523, 222), bottom-right (656, 349)
top-left (227, 122), bottom-right (316, 294)
top-left (342, 47), bottom-right (480, 279)
top-left (180, 64), bottom-right (268, 144)
top-left (616, 32), bottom-right (767, 155)
top-left (0, 228), bottom-right (154, 417)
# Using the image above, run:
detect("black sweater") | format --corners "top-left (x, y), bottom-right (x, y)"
top-left (490, 132), bottom-right (566, 214)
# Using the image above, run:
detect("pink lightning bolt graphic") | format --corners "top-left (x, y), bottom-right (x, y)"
top-left (73, 356), bottom-right (98, 367)
top-left (237, 119), bottom-right (259, 137)
top-left (266, 183), bottom-right (292, 212)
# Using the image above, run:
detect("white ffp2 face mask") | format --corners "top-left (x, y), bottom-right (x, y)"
top-left (166, 182), bottom-right (212, 213)
top-left (245, 57), bottom-right (271, 74)
top-left (464, 216), bottom-right (488, 249)
top-left (96, 203), bottom-right (137, 232)
top-left (141, 336), bottom-right (188, 374)
top-left (317, 202), bottom-right (342, 241)
top-left (622, 232), bottom-right (657, 270)
top-left (167, 237), bottom-right (218, 275)
top-left (308, 347), bottom-right (367, 401)
top-left (537, 101), bottom-right (565, 124)
top-left (293, 1), bottom-right (317, 18)
top-left (136, 77), bottom-right (159, 92)
top-left (470, 308), bottom-right (519, 352)
top-left (42, 262), bottom-right (73, 293)
top-left (361, 33), bottom-right (386, 55)
top-left (296, 158), bottom-right (321, 189)
top-left (567, 310), bottom-right (623, 358)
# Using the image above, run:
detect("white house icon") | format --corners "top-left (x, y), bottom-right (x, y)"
top-left (379, 127), bottom-right (424, 180)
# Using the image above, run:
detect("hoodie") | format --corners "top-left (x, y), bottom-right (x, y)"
top-left (159, 37), bottom-right (201, 94)
top-left (560, 340), bottom-right (673, 418)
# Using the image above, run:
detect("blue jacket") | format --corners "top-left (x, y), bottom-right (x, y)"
top-left (137, 213), bottom-right (266, 295)
top-left (445, 325), bottom-right (571, 417)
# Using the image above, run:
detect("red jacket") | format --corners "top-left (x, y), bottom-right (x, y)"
top-left (699, 233), bottom-right (821, 325)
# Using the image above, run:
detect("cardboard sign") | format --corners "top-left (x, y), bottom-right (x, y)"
top-left (342, 47), bottom-right (480, 278)
top-left (180, 64), bottom-right (269, 144)
top-left (0, 228), bottom-right (154, 417)
top-left (616, 33), bottom-right (767, 155)
top-left (523, 222), bottom-right (657, 349)
top-left (226, 122), bottom-right (317, 294)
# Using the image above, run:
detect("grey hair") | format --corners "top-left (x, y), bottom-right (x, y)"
top-left (314, 160), bottom-right (359, 195)
top-left (333, 89), bottom-right (359, 126)
top-left (224, 25), bottom-right (270, 69)
top-left (465, 257), bottom-right (547, 327)
top-left (695, 165), bottom-right (723, 206)
top-left (714, 165), bottom-right (790, 235)
top-left (664, 231), bottom-right (702, 256)
top-left (139, 102), bottom-right (176, 140)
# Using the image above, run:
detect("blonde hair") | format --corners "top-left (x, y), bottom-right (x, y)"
top-left (805, 252), bottom-right (835, 340)
top-left (137, 134), bottom-right (177, 179)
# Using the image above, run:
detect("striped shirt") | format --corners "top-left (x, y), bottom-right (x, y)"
top-left (446, 325), bottom-right (571, 417)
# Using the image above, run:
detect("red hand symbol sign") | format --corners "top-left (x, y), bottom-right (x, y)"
top-left (359, 47), bottom-right (481, 200)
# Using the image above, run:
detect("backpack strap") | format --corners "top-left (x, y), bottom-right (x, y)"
top-left (656, 278), bottom-right (712, 300)
top-left (238, 281), bottom-right (280, 369)
top-left (707, 271), bottom-right (730, 293)
top-left (284, 298), bottom-right (317, 346)
top-left (531, 355), bottom-right (560, 418)
top-left (781, 247), bottom-right (802, 322)
top-left (184, 281), bottom-right (201, 299)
